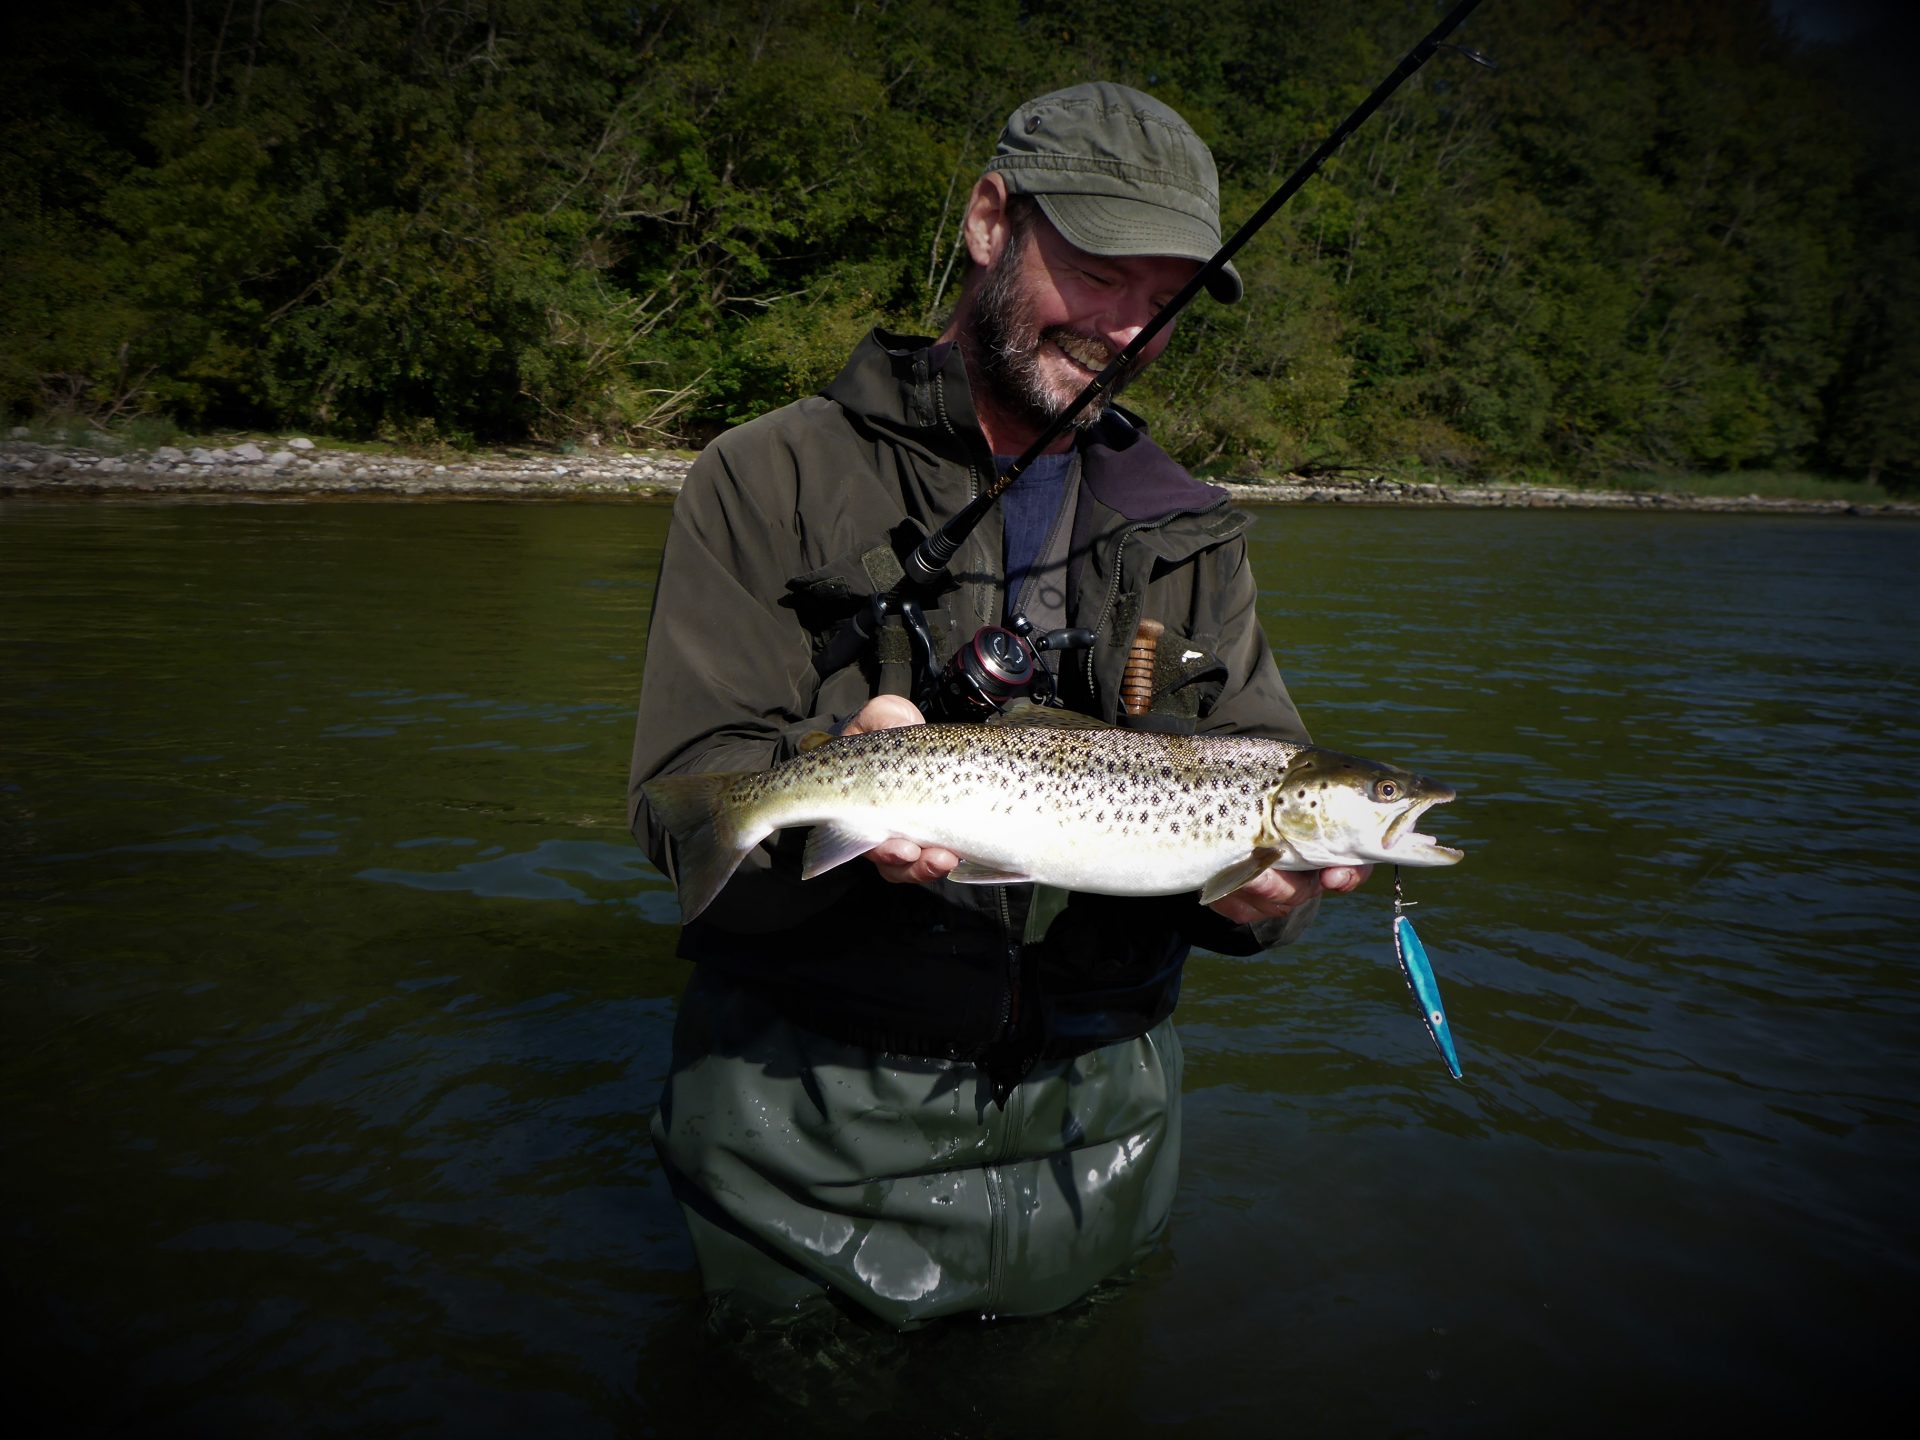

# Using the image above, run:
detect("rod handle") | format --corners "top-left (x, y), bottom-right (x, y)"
top-left (1122, 618), bottom-right (1164, 718)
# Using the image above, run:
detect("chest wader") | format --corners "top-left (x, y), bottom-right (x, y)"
top-left (651, 966), bottom-right (1183, 1329)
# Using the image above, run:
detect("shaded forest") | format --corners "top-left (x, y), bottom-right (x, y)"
top-left (3, 0), bottom-right (1914, 485)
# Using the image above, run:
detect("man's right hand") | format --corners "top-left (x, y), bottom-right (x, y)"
top-left (835, 697), bottom-right (962, 886)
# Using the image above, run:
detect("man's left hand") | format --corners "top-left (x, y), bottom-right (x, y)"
top-left (1207, 864), bottom-right (1372, 925)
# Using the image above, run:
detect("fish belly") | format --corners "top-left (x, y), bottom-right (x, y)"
top-left (753, 738), bottom-right (1261, 897)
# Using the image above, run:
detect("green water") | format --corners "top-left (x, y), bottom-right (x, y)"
top-left (3, 499), bottom-right (1916, 1435)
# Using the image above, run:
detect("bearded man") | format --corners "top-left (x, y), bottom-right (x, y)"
top-left (630, 82), bottom-right (1368, 1330)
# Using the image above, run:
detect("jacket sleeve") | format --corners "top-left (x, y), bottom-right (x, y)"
top-left (627, 438), bottom-right (846, 918)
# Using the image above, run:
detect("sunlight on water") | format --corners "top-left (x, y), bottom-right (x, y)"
top-left (2, 500), bottom-right (1915, 1434)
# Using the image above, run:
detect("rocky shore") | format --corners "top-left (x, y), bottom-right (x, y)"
top-left (0, 436), bottom-right (690, 499)
top-left (2, 435), bottom-right (1911, 516)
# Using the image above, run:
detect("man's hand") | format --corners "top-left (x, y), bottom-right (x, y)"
top-left (836, 697), bottom-right (963, 886)
top-left (1206, 864), bottom-right (1372, 925)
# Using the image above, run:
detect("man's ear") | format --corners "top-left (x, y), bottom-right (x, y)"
top-left (959, 173), bottom-right (1014, 269)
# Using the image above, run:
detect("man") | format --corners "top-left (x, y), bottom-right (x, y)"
top-left (630, 82), bottom-right (1368, 1330)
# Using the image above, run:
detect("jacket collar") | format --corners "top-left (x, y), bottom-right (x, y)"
top-left (823, 327), bottom-right (1228, 526)
top-left (1080, 404), bottom-right (1226, 523)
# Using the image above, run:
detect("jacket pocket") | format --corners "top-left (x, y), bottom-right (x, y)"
top-left (1136, 624), bottom-right (1226, 728)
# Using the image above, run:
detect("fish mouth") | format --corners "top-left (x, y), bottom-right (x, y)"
top-left (1381, 791), bottom-right (1464, 865)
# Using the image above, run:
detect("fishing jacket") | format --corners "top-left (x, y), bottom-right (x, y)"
top-left (629, 328), bottom-right (1318, 1076)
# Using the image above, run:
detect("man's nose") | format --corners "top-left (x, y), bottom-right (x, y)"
top-left (1105, 293), bottom-right (1163, 352)
top-left (1106, 314), bottom-right (1164, 360)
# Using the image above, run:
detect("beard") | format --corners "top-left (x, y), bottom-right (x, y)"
top-left (969, 235), bottom-right (1134, 435)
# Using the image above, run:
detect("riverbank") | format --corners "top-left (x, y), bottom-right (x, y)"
top-left (2, 436), bottom-right (1912, 515)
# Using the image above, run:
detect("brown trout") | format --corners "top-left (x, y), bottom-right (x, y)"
top-left (642, 707), bottom-right (1461, 923)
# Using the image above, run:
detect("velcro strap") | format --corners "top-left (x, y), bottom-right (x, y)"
top-left (862, 541), bottom-right (906, 592)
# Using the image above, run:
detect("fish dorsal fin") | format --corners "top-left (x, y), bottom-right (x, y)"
top-left (986, 702), bottom-right (1115, 732)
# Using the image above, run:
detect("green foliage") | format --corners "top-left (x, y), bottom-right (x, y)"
top-left (1, 0), bottom-right (1910, 484)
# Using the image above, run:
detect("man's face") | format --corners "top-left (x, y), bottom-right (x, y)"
top-left (971, 211), bottom-right (1201, 435)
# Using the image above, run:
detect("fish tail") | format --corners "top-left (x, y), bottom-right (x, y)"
top-left (640, 771), bottom-right (759, 924)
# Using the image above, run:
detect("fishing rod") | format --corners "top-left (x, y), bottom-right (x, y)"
top-left (816, 0), bottom-right (1493, 705)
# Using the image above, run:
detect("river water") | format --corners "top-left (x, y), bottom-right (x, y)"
top-left (3, 499), bottom-right (1915, 1435)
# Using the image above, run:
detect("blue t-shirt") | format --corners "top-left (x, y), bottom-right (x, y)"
top-left (995, 450), bottom-right (1075, 619)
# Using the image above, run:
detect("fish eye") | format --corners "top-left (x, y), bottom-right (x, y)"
top-left (1373, 779), bottom-right (1400, 802)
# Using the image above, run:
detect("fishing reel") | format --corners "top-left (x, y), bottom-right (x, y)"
top-left (926, 613), bottom-right (1095, 720)
top-left (872, 594), bottom-right (1091, 721)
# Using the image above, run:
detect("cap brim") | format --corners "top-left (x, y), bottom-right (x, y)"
top-left (1036, 193), bottom-right (1243, 304)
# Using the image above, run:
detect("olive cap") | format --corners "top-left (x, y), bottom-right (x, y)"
top-left (986, 82), bottom-right (1242, 304)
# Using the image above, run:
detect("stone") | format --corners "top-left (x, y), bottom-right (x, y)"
top-left (267, 450), bottom-right (296, 466)
top-left (286, 437), bottom-right (315, 451)
top-left (9, 426), bottom-right (28, 438)
top-left (154, 446), bottom-right (185, 462)
top-left (232, 442), bottom-right (266, 462)
top-left (189, 448), bottom-right (217, 464)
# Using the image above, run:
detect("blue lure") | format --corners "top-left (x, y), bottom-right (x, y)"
top-left (1392, 868), bottom-right (1463, 1080)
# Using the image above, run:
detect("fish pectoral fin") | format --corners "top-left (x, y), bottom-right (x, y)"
top-left (801, 821), bottom-right (893, 879)
top-left (1199, 848), bottom-right (1284, 906)
top-left (947, 860), bottom-right (1036, 886)
top-left (794, 729), bottom-right (835, 754)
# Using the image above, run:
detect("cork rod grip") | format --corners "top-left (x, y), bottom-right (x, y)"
top-left (1121, 618), bottom-right (1164, 718)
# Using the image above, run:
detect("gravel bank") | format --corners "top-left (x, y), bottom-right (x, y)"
top-left (0, 438), bottom-right (690, 500)
top-left (3, 437), bottom-right (1911, 516)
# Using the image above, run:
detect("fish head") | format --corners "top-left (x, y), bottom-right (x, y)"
top-left (1264, 749), bottom-right (1463, 868)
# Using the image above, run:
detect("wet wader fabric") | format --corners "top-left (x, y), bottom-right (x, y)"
top-left (653, 967), bottom-right (1184, 1330)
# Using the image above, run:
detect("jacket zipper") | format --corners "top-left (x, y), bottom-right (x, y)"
top-left (1084, 522), bottom-right (1146, 710)
top-left (997, 887), bottom-right (1020, 1041)
top-left (931, 371), bottom-right (985, 505)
